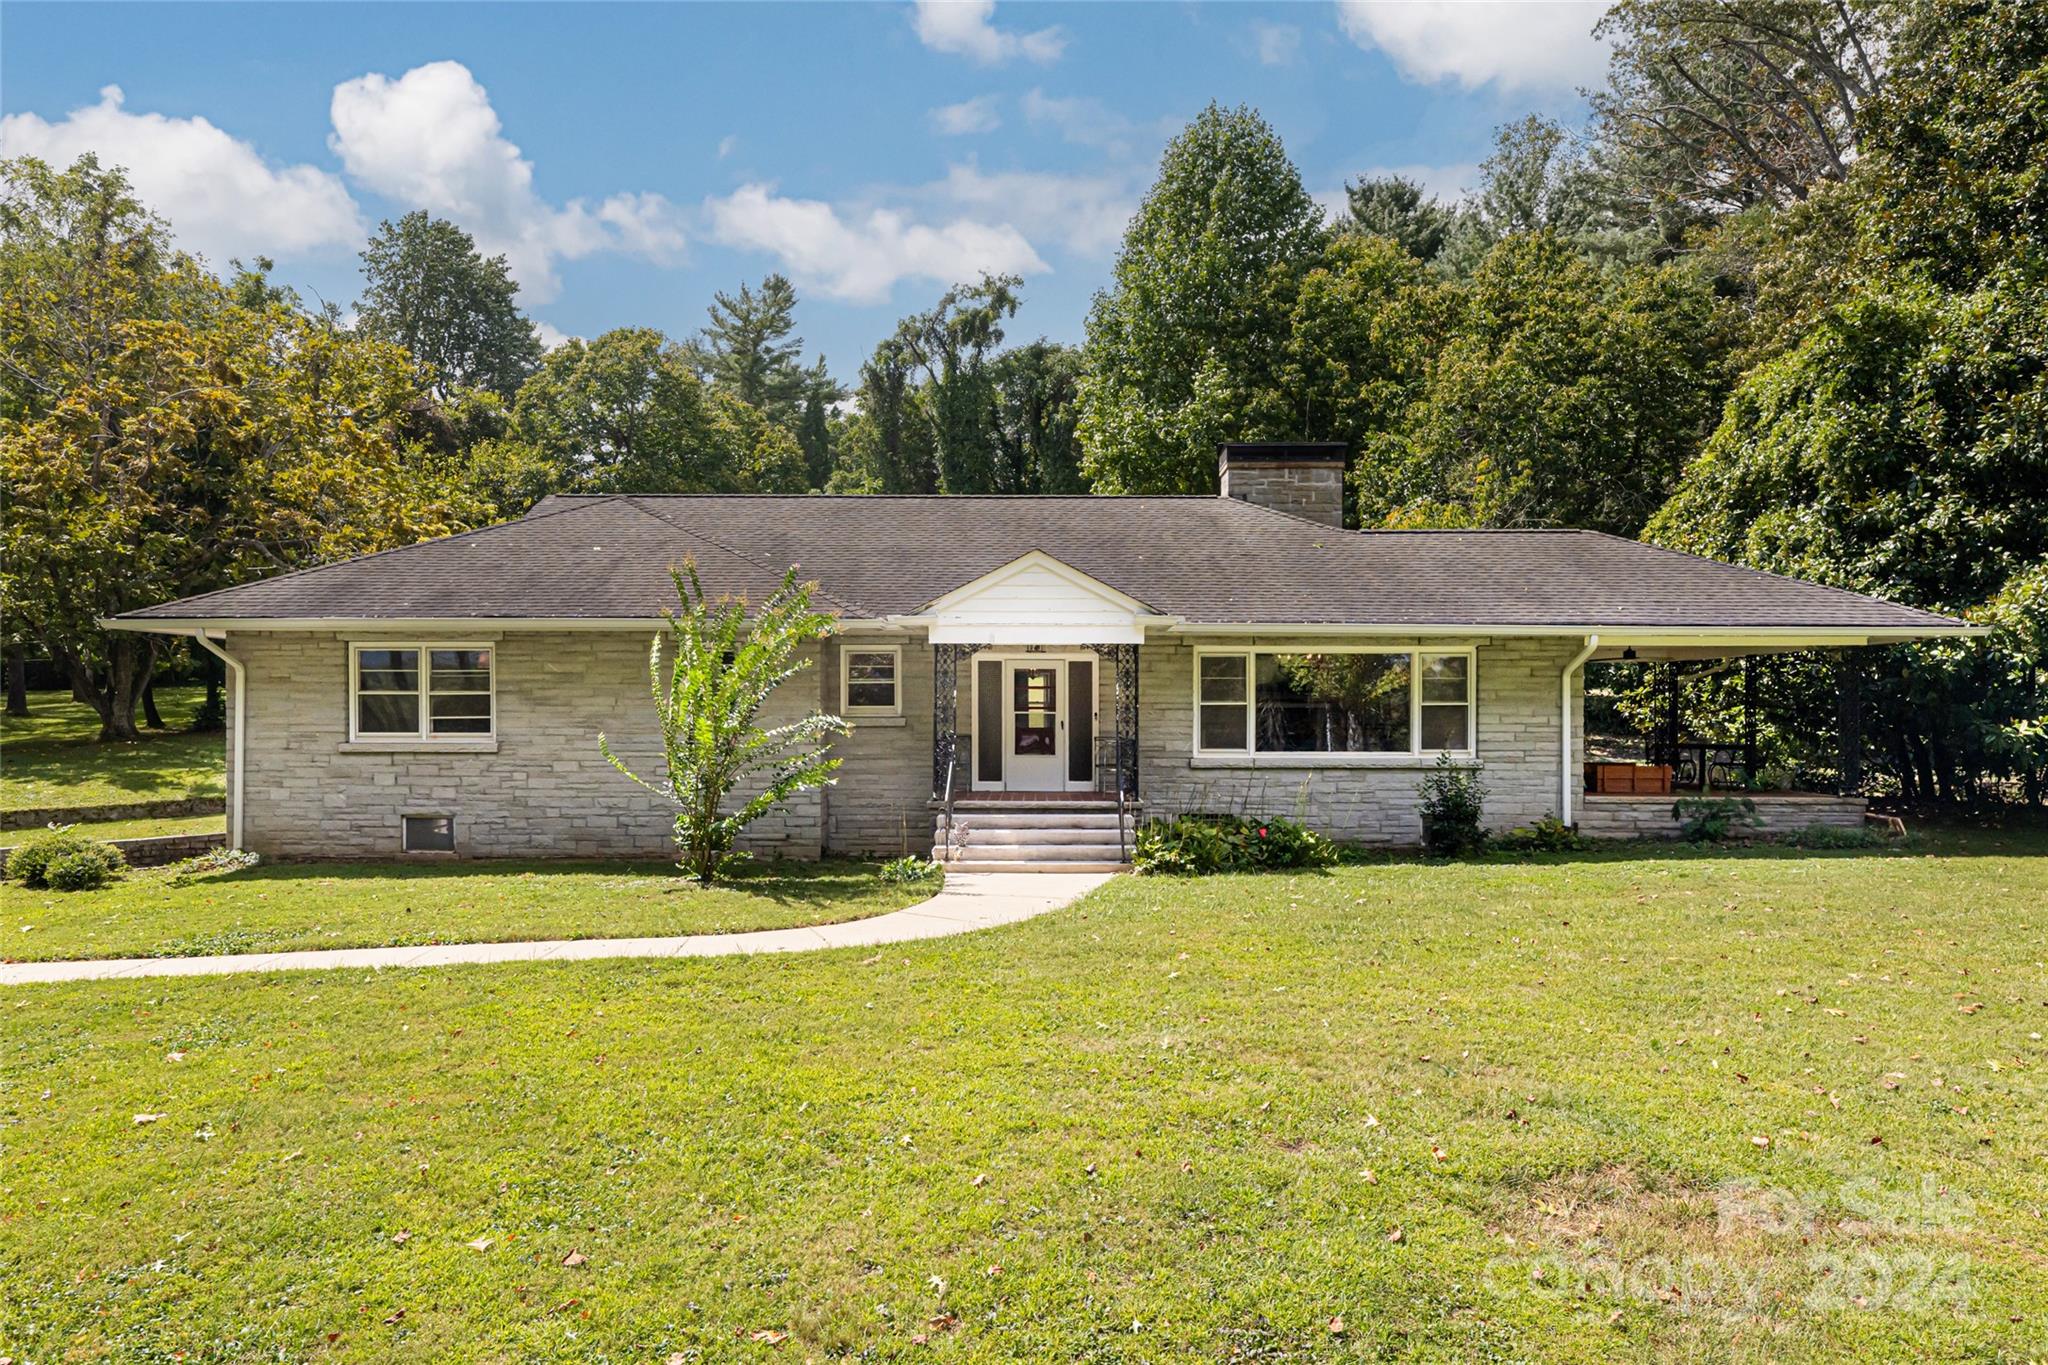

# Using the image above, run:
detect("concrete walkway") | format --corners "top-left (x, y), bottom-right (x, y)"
top-left (0, 871), bottom-right (1114, 986)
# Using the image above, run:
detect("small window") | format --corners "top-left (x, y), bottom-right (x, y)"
top-left (1419, 653), bottom-right (1472, 751)
top-left (403, 814), bottom-right (455, 852)
top-left (842, 646), bottom-right (900, 715)
top-left (351, 643), bottom-right (493, 741)
top-left (1198, 654), bottom-right (1249, 751)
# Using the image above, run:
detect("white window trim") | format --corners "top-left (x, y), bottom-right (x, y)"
top-left (840, 643), bottom-right (903, 718)
top-left (1192, 645), bottom-right (1477, 761)
top-left (349, 641), bottom-right (497, 744)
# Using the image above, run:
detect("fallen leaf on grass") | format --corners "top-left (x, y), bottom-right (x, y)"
top-left (391, 1231), bottom-right (411, 1246)
top-left (969, 1173), bottom-right (987, 1188)
top-left (1750, 1135), bottom-right (1771, 1149)
top-left (1327, 1316), bottom-right (1345, 1335)
top-left (383, 1309), bottom-right (406, 1325)
top-left (133, 1113), bottom-right (166, 1126)
top-left (467, 1237), bottom-right (493, 1253)
top-left (561, 1251), bottom-right (588, 1267)
top-left (749, 1328), bottom-right (788, 1345)
top-left (1387, 1227), bottom-right (1404, 1244)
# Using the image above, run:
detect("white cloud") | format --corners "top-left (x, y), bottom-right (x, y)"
top-left (1334, 0), bottom-right (1609, 92)
top-left (703, 182), bottom-right (1048, 304)
top-left (717, 134), bottom-right (740, 160)
top-left (932, 162), bottom-right (1134, 257)
top-left (0, 84), bottom-right (363, 265)
top-left (328, 60), bottom-right (685, 302)
top-left (534, 319), bottom-right (575, 350)
top-left (930, 94), bottom-right (1003, 136)
top-left (912, 0), bottom-right (1065, 65)
top-left (1253, 22), bottom-right (1303, 67)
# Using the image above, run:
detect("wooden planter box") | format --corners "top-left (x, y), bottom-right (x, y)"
top-left (1585, 762), bottom-right (1673, 795)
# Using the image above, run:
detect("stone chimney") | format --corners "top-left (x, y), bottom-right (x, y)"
top-left (1217, 442), bottom-right (1346, 527)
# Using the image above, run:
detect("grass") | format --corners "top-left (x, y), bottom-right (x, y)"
top-left (1, 812), bottom-right (224, 845)
top-left (3, 829), bottom-right (2045, 1361)
top-left (0, 858), bottom-right (934, 962)
top-left (0, 686), bottom-right (225, 814)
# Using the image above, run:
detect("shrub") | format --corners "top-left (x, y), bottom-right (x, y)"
top-left (1417, 754), bottom-right (1487, 856)
top-left (5, 828), bottom-right (125, 889)
top-left (1785, 822), bottom-right (1893, 850)
top-left (166, 847), bottom-right (261, 887)
top-left (1135, 814), bottom-right (1336, 875)
top-left (1673, 796), bottom-right (1762, 842)
top-left (1494, 816), bottom-right (1591, 853)
top-left (880, 855), bottom-right (943, 885)
top-left (44, 849), bottom-right (115, 891)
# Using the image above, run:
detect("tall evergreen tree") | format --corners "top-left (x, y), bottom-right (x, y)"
top-left (696, 273), bottom-right (806, 424)
top-left (1339, 175), bottom-right (1458, 263)
top-left (356, 212), bottom-right (543, 400)
top-left (796, 357), bottom-right (842, 491)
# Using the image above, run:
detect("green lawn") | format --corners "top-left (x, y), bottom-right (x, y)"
top-left (0, 686), bottom-right (225, 814)
top-left (3, 811), bottom-right (225, 844)
top-left (4, 831), bottom-right (2044, 1362)
top-left (1, 858), bottom-right (933, 962)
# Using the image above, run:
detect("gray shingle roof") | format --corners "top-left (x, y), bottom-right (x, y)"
top-left (115, 493), bottom-right (1964, 632)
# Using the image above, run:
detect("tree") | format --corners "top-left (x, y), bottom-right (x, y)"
top-left (511, 328), bottom-right (722, 493)
top-left (697, 273), bottom-right (806, 424)
top-left (1079, 104), bottom-right (1326, 492)
top-left (1363, 232), bottom-right (1728, 533)
top-left (1590, 0), bottom-right (1897, 221)
top-left (836, 342), bottom-right (938, 494)
top-left (356, 211), bottom-right (543, 400)
top-left (3, 157), bottom-right (472, 739)
top-left (598, 563), bottom-right (848, 884)
top-left (1339, 175), bottom-right (1459, 263)
top-left (885, 274), bottom-right (1020, 493)
top-left (796, 357), bottom-right (843, 491)
top-left (991, 340), bottom-right (1086, 493)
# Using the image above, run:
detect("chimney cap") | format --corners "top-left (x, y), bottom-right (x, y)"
top-left (1217, 441), bottom-right (1347, 468)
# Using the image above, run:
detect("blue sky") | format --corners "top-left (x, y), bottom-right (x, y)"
top-left (2, 1), bottom-right (1607, 375)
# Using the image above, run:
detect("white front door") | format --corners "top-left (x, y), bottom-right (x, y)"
top-left (1004, 662), bottom-right (1065, 791)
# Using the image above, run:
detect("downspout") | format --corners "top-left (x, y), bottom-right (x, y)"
top-left (1561, 635), bottom-right (1599, 827)
top-left (190, 631), bottom-right (245, 850)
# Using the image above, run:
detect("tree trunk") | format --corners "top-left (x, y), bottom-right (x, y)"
top-left (142, 679), bottom-right (166, 729)
top-left (4, 655), bottom-right (26, 718)
top-left (58, 637), bottom-right (158, 741)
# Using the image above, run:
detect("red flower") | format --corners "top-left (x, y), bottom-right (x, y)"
top-left (1258, 826), bottom-right (1269, 838)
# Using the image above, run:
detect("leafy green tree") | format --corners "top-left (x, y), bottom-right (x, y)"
top-left (1080, 103), bottom-right (1326, 492)
top-left (599, 563), bottom-right (848, 884)
top-left (356, 211), bottom-right (543, 400)
top-left (1339, 175), bottom-right (1459, 263)
top-left (696, 273), bottom-right (807, 424)
top-left (1590, 0), bottom-right (1896, 220)
top-left (836, 342), bottom-right (937, 494)
top-left (511, 328), bottom-right (721, 493)
top-left (991, 340), bottom-right (1085, 493)
top-left (884, 274), bottom-right (1020, 494)
top-left (1365, 232), bottom-right (1728, 533)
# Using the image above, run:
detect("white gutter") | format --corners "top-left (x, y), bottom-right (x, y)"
top-left (188, 631), bottom-right (245, 851)
top-left (1560, 634), bottom-right (1599, 827)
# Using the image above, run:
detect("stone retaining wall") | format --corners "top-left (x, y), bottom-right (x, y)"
top-left (1576, 793), bottom-right (1868, 840)
top-left (0, 830), bottom-right (225, 868)
top-left (2, 795), bottom-right (225, 832)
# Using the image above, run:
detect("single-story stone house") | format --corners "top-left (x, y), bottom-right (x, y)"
top-left (108, 444), bottom-right (1972, 867)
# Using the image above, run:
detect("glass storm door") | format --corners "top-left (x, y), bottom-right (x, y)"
top-left (1005, 663), bottom-right (1064, 790)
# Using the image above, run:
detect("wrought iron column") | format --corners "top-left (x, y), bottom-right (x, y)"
top-left (1087, 642), bottom-right (1139, 798)
top-left (932, 643), bottom-right (962, 799)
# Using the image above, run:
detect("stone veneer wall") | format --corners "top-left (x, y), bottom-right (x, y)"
top-left (228, 630), bottom-right (824, 860)
top-left (821, 635), bottom-right (939, 857)
top-left (225, 629), bottom-right (1590, 858)
top-left (1577, 793), bottom-right (1867, 840)
top-left (1135, 635), bottom-right (1586, 846)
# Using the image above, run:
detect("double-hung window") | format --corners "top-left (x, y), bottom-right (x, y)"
top-left (1194, 648), bottom-right (1473, 757)
top-left (351, 644), bottom-right (494, 741)
top-left (842, 646), bottom-right (901, 716)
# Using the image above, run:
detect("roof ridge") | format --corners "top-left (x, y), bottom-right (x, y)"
top-left (620, 496), bottom-right (874, 619)
top-left (115, 497), bottom-right (615, 617)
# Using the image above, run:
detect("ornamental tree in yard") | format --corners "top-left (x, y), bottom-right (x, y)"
top-left (600, 563), bottom-right (848, 885)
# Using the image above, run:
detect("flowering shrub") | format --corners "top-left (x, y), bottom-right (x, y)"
top-left (1134, 814), bottom-right (1336, 875)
